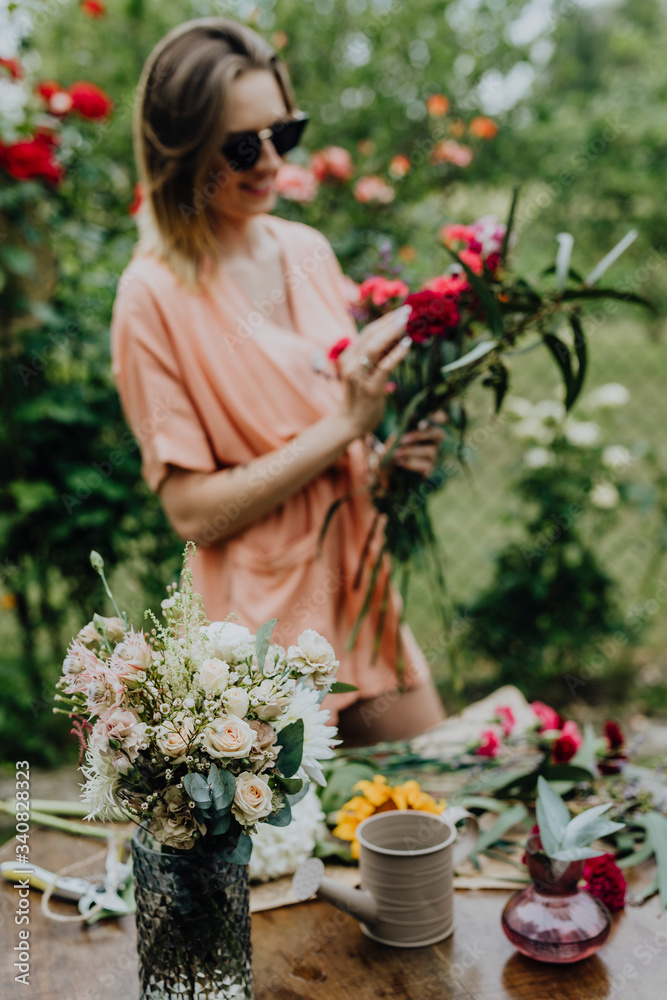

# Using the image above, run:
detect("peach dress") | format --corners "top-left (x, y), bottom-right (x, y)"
top-left (110, 213), bottom-right (430, 723)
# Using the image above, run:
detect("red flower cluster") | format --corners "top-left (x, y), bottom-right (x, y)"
top-left (404, 289), bottom-right (460, 343)
top-left (357, 275), bottom-right (409, 309)
top-left (530, 702), bottom-right (582, 764)
top-left (36, 79), bottom-right (112, 119)
top-left (0, 131), bottom-right (63, 185)
top-left (583, 854), bottom-right (626, 912)
top-left (311, 146), bottom-right (354, 183)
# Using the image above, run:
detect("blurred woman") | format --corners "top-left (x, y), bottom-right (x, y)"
top-left (111, 17), bottom-right (445, 743)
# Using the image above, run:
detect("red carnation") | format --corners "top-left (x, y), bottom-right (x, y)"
top-left (0, 57), bottom-right (22, 80)
top-left (328, 337), bottom-right (352, 362)
top-left (404, 290), bottom-right (460, 343)
top-left (552, 720), bottom-right (582, 764)
top-left (583, 854), bottom-right (626, 913)
top-left (476, 728), bottom-right (501, 757)
top-left (68, 81), bottom-right (112, 119)
top-left (81, 0), bottom-right (106, 15)
top-left (358, 275), bottom-right (409, 308)
top-left (604, 721), bottom-right (624, 751)
top-left (485, 251), bottom-right (501, 273)
top-left (0, 133), bottom-right (63, 185)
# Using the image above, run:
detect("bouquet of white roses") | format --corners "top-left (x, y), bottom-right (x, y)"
top-left (55, 545), bottom-right (342, 860)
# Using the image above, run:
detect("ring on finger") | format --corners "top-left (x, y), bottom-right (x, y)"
top-left (358, 354), bottom-right (373, 370)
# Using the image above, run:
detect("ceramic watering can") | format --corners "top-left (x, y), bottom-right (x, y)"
top-left (292, 806), bottom-right (479, 948)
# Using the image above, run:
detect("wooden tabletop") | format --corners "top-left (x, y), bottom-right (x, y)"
top-left (1, 829), bottom-right (663, 1000)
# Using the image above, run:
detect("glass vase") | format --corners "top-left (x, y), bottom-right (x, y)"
top-left (131, 826), bottom-right (253, 999)
top-left (501, 835), bottom-right (612, 964)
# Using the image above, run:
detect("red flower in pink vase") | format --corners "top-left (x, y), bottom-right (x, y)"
top-left (583, 854), bottom-right (626, 913)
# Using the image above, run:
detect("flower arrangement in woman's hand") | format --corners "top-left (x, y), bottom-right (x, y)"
top-left (55, 546), bottom-right (342, 859)
top-left (320, 193), bottom-right (653, 654)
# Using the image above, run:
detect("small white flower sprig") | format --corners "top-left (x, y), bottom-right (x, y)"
top-left (55, 543), bottom-right (345, 857)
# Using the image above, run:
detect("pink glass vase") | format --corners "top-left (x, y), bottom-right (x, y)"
top-left (501, 835), bottom-right (612, 963)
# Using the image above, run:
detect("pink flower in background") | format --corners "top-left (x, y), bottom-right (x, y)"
top-left (583, 854), bottom-right (626, 912)
top-left (494, 705), bottom-right (516, 737)
top-left (358, 276), bottom-right (409, 307)
top-left (476, 728), bottom-right (502, 757)
top-left (389, 154), bottom-right (411, 178)
top-left (422, 274), bottom-right (469, 297)
top-left (552, 720), bottom-right (582, 763)
top-left (353, 175), bottom-right (395, 204)
top-left (440, 223), bottom-right (476, 246)
top-left (430, 139), bottom-right (473, 168)
top-left (274, 163), bottom-right (319, 203)
top-left (457, 249), bottom-right (484, 275)
top-left (531, 701), bottom-right (560, 732)
top-left (311, 145), bottom-right (354, 182)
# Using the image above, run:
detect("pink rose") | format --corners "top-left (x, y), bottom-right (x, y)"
top-left (476, 728), bottom-right (502, 757)
top-left (353, 175), bottom-right (395, 204)
top-left (531, 701), bottom-right (560, 732)
top-left (274, 163), bottom-right (319, 203)
top-left (358, 276), bottom-right (409, 307)
top-left (494, 705), bottom-right (516, 737)
top-left (311, 146), bottom-right (354, 183)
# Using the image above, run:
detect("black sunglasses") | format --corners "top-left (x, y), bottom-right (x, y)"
top-left (221, 111), bottom-right (309, 172)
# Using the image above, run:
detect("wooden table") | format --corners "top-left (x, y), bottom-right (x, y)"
top-left (1, 830), bottom-right (663, 1000)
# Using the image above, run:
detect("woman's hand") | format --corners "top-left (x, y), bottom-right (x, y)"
top-left (391, 411), bottom-right (447, 476)
top-left (337, 304), bottom-right (412, 438)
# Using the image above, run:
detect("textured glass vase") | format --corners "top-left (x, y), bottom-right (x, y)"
top-left (501, 835), bottom-right (612, 964)
top-left (132, 827), bottom-right (253, 999)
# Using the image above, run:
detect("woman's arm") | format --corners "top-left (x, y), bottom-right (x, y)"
top-left (159, 305), bottom-right (413, 546)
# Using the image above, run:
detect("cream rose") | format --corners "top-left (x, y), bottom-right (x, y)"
top-left (156, 715), bottom-right (196, 758)
top-left (287, 629), bottom-right (339, 690)
top-left (202, 621), bottom-right (252, 662)
top-left (224, 686), bottom-right (250, 718)
top-left (199, 657), bottom-right (230, 695)
top-left (232, 772), bottom-right (274, 823)
top-left (202, 715), bottom-right (255, 759)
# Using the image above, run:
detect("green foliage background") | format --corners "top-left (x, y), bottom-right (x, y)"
top-left (1, 0), bottom-right (666, 763)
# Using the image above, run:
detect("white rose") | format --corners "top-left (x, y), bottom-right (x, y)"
top-left (224, 687), bottom-right (250, 718)
top-left (565, 420), bottom-right (601, 448)
top-left (202, 715), bottom-right (255, 758)
top-left (602, 445), bottom-right (632, 470)
top-left (232, 772), bottom-right (274, 823)
top-left (201, 621), bottom-right (252, 661)
top-left (533, 400), bottom-right (565, 423)
top-left (287, 629), bottom-right (339, 690)
top-left (199, 657), bottom-right (230, 695)
top-left (512, 417), bottom-right (554, 445)
top-left (590, 482), bottom-right (620, 509)
top-left (157, 715), bottom-right (196, 758)
top-left (523, 447), bottom-right (553, 470)
top-left (586, 383), bottom-right (630, 409)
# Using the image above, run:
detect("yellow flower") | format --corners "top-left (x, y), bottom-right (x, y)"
top-left (332, 775), bottom-right (447, 860)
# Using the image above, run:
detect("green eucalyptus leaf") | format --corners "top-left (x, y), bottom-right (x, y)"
top-left (222, 831), bottom-right (253, 865)
top-left (329, 681), bottom-right (358, 694)
top-left (552, 845), bottom-right (607, 862)
top-left (208, 812), bottom-right (231, 836)
top-left (183, 772), bottom-right (212, 805)
top-left (536, 776), bottom-right (570, 856)
top-left (562, 803), bottom-right (625, 850)
top-left (645, 812), bottom-right (667, 913)
top-left (276, 719), bottom-right (304, 778)
top-left (208, 766), bottom-right (235, 812)
top-left (266, 797), bottom-right (292, 827)
top-left (255, 618), bottom-right (278, 673)
top-left (275, 775), bottom-right (303, 795)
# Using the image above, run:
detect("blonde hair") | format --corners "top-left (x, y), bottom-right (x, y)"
top-left (132, 17), bottom-right (295, 291)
